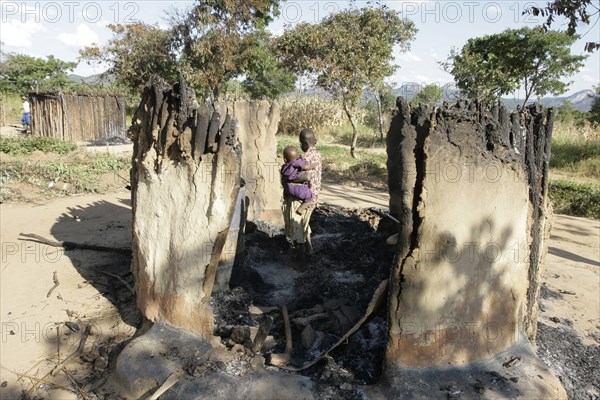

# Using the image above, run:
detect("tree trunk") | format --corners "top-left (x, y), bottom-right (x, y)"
top-left (342, 97), bottom-right (359, 159)
top-left (375, 91), bottom-right (385, 141)
top-left (522, 88), bottom-right (533, 110)
top-left (129, 77), bottom-right (242, 339)
top-left (521, 77), bottom-right (533, 109)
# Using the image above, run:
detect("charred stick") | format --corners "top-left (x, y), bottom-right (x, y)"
top-left (50, 325), bottom-right (92, 376)
top-left (101, 272), bottom-right (135, 296)
top-left (19, 233), bottom-right (131, 255)
top-left (47, 271), bottom-right (60, 298)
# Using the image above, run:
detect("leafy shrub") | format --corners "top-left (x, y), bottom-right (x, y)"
top-left (1, 153), bottom-right (129, 194)
top-left (0, 136), bottom-right (77, 155)
top-left (551, 121), bottom-right (600, 179)
top-left (549, 180), bottom-right (600, 219)
top-left (278, 96), bottom-right (347, 135)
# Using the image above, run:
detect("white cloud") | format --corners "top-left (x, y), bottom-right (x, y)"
top-left (429, 48), bottom-right (438, 59)
top-left (267, 26), bottom-right (284, 37)
top-left (57, 24), bottom-right (99, 48)
top-left (398, 51), bottom-right (422, 62)
top-left (0, 19), bottom-right (45, 47)
top-left (415, 74), bottom-right (431, 83)
top-left (0, 1), bottom-right (42, 22)
top-left (582, 75), bottom-right (599, 84)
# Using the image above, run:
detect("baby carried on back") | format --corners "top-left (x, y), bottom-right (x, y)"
top-left (280, 146), bottom-right (316, 215)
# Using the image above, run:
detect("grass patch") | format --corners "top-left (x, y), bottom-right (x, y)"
top-left (1, 152), bottom-right (129, 200)
top-left (551, 138), bottom-right (600, 179)
top-left (1, 94), bottom-right (23, 126)
top-left (550, 121), bottom-right (600, 179)
top-left (549, 180), bottom-right (600, 219)
top-left (0, 136), bottom-right (78, 155)
top-left (320, 122), bottom-right (385, 148)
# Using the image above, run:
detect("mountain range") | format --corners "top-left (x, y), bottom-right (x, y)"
top-left (393, 84), bottom-right (595, 112)
top-left (68, 73), bottom-right (111, 85)
top-left (68, 74), bottom-right (595, 112)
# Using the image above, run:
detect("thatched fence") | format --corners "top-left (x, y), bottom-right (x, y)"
top-left (30, 93), bottom-right (126, 142)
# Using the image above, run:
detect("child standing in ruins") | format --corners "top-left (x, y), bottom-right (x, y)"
top-left (280, 146), bottom-right (315, 215)
top-left (282, 128), bottom-right (322, 257)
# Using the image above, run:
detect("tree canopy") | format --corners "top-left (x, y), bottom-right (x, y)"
top-left (239, 32), bottom-right (296, 99)
top-left (0, 53), bottom-right (76, 94)
top-left (80, 1), bottom-right (293, 100)
top-left (524, 0), bottom-right (600, 52)
top-left (275, 6), bottom-right (417, 157)
top-left (170, 0), bottom-right (288, 99)
top-left (442, 27), bottom-right (586, 107)
top-left (79, 23), bottom-right (178, 95)
top-left (412, 84), bottom-right (443, 106)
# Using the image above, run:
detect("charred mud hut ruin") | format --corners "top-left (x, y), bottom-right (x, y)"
top-left (115, 77), bottom-right (567, 399)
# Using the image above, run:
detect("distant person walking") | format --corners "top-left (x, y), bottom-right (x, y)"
top-left (20, 96), bottom-right (31, 132)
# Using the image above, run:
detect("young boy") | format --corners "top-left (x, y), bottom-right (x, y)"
top-left (281, 146), bottom-right (315, 214)
top-left (20, 96), bottom-right (31, 133)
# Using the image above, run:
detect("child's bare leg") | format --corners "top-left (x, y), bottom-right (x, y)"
top-left (304, 233), bottom-right (313, 255)
top-left (296, 201), bottom-right (315, 215)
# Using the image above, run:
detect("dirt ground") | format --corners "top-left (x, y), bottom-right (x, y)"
top-left (0, 182), bottom-right (598, 399)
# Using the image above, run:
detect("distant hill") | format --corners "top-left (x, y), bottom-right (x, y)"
top-left (66, 73), bottom-right (595, 112)
top-left (519, 89), bottom-right (594, 112)
top-left (68, 73), bottom-right (113, 85)
top-left (393, 84), bottom-right (595, 112)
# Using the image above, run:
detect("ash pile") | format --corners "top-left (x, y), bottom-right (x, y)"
top-left (211, 204), bottom-right (395, 393)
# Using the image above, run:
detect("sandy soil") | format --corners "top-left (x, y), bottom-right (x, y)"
top-left (0, 184), bottom-right (598, 399)
top-left (0, 191), bottom-right (138, 399)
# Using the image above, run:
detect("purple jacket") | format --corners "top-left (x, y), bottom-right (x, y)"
top-left (281, 159), bottom-right (313, 202)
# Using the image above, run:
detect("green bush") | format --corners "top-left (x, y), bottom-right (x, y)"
top-left (278, 96), bottom-right (362, 135)
top-left (551, 138), bottom-right (600, 179)
top-left (1, 153), bottom-right (129, 193)
top-left (549, 180), bottom-right (600, 219)
top-left (0, 136), bottom-right (77, 155)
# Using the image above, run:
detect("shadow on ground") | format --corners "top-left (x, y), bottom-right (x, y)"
top-left (49, 196), bottom-right (139, 327)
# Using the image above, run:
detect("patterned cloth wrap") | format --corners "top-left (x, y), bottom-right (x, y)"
top-left (282, 146), bottom-right (323, 245)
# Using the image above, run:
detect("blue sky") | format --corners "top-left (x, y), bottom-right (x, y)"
top-left (1, 0), bottom-right (598, 98)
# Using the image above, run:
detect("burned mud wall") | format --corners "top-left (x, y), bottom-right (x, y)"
top-left (30, 92), bottom-right (126, 141)
top-left (386, 98), bottom-right (553, 367)
top-left (129, 78), bottom-right (242, 338)
top-left (232, 101), bottom-right (282, 224)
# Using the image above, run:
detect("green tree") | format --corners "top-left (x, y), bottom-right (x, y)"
top-left (524, 0), bottom-right (600, 52)
top-left (589, 86), bottom-right (600, 124)
top-left (170, 0), bottom-right (282, 99)
top-left (275, 7), bottom-right (417, 157)
top-left (79, 23), bottom-right (178, 95)
top-left (411, 84), bottom-right (443, 106)
top-left (365, 84), bottom-right (396, 140)
top-left (556, 101), bottom-right (588, 126)
top-left (239, 32), bottom-right (296, 100)
top-left (0, 53), bottom-right (76, 94)
top-left (442, 27), bottom-right (586, 107)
